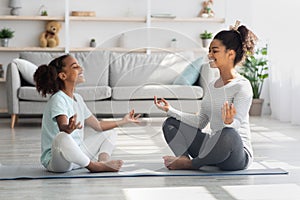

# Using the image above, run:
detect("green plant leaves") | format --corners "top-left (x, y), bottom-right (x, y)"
top-left (239, 46), bottom-right (269, 99)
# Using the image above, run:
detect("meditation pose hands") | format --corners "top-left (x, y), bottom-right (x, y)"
top-left (154, 96), bottom-right (169, 112)
top-left (222, 101), bottom-right (237, 125)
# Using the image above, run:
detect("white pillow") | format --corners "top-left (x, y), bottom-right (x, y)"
top-left (13, 58), bottom-right (38, 85)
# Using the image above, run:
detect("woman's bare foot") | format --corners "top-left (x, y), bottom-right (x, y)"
top-left (163, 156), bottom-right (193, 170)
top-left (86, 160), bottom-right (123, 173)
top-left (98, 152), bottom-right (110, 162)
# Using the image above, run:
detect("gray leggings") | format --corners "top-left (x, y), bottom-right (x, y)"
top-left (162, 117), bottom-right (249, 171)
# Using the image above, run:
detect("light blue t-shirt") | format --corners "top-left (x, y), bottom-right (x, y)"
top-left (40, 90), bottom-right (92, 168)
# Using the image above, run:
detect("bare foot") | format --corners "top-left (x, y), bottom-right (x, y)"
top-left (87, 160), bottom-right (123, 173)
top-left (98, 152), bottom-right (110, 162)
top-left (163, 156), bottom-right (193, 170)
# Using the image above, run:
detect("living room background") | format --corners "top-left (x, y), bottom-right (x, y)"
top-left (1, 0), bottom-right (299, 124)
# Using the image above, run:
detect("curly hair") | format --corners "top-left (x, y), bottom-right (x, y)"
top-left (213, 25), bottom-right (258, 65)
top-left (34, 54), bottom-right (70, 97)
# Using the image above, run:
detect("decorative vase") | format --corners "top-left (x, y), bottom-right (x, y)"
top-left (90, 40), bottom-right (96, 47)
top-left (201, 39), bottom-right (211, 48)
top-left (170, 38), bottom-right (177, 48)
top-left (0, 38), bottom-right (9, 47)
top-left (249, 98), bottom-right (264, 116)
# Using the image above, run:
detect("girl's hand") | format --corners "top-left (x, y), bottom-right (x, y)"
top-left (122, 109), bottom-right (141, 124)
top-left (154, 96), bottom-right (169, 112)
top-left (57, 114), bottom-right (82, 134)
top-left (222, 101), bottom-right (236, 124)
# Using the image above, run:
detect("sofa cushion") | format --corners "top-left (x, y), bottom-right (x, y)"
top-left (18, 86), bottom-right (111, 102)
top-left (173, 56), bottom-right (204, 85)
top-left (18, 87), bottom-right (50, 101)
top-left (75, 86), bottom-right (111, 101)
top-left (109, 51), bottom-right (194, 87)
top-left (112, 85), bottom-right (203, 100)
top-left (19, 51), bottom-right (110, 87)
top-left (19, 52), bottom-right (63, 66)
top-left (74, 51), bottom-right (110, 87)
top-left (13, 58), bottom-right (38, 85)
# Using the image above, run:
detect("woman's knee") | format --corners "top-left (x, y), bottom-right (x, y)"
top-left (162, 117), bottom-right (178, 131)
top-left (162, 117), bottom-right (178, 142)
top-left (220, 128), bottom-right (240, 142)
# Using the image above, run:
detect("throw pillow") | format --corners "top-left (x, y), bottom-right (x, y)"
top-left (173, 56), bottom-right (204, 85)
top-left (13, 58), bottom-right (38, 85)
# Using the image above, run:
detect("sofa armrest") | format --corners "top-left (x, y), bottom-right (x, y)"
top-left (6, 62), bottom-right (21, 114)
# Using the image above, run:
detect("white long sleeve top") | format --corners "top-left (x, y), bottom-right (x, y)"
top-left (167, 74), bottom-right (253, 164)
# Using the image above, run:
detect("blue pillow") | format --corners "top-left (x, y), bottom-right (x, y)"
top-left (173, 56), bottom-right (204, 85)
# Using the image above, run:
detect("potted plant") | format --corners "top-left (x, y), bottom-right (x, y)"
top-left (200, 30), bottom-right (213, 48)
top-left (0, 28), bottom-right (15, 47)
top-left (239, 45), bottom-right (269, 116)
top-left (90, 38), bottom-right (96, 47)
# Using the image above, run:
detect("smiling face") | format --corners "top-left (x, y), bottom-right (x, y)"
top-left (59, 56), bottom-right (85, 85)
top-left (208, 39), bottom-right (235, 70)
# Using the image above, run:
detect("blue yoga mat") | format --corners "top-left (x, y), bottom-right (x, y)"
top-left (0, 162), bottom-right (288, 180)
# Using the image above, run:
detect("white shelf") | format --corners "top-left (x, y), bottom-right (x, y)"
top-left (69, 16), bottom-right (146, 22)
top-left (151, 17), bottom-right (225, 23)
top-left (0, 78), bottom-right (5, 82)
top-left (0, 47), bottom-right (65, 52)
top-left (0, 15), bottom-right (64, 21)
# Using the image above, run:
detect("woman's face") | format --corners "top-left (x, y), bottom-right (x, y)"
top-left (61, 56), bottom-right (85, 84)
top-left (208, 39), bottom-right (232, 69)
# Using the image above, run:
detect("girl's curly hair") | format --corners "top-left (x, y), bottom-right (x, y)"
top-left (34, 54), bottom-right (70, 97)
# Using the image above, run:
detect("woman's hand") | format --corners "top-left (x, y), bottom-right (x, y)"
top-left (222, 101), bottom-right (236, 124)
top-left (122, 109), bottom-right (141, 124)
top-left (154, 96), bottom-right (169, 112)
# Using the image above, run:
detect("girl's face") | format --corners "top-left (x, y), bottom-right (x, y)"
top-left (60, 56), bottom-right (85, 84)
top-left (208, 39), bottom-right (235, 69)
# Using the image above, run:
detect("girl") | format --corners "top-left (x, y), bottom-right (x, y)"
top-left (34, 54), bottom-right (140, 173)
top-left (154, 21), bottom-right (257, 171)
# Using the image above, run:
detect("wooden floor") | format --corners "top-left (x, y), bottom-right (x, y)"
top-left (0, 116), bottom-right (300, 200)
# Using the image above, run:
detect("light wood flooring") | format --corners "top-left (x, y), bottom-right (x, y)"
top-left (0, 116), bottom-right (300, 200)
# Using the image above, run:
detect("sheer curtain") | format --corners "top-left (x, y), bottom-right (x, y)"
top-left (264, 2), bottom-right (300, 125)
top-left (251, 1), bottom-right (300, 125)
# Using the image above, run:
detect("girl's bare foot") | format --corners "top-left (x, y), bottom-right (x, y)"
top-left (163, 156), bottom-right (193, 170)
top-left (87, 160), bottom-right (123, 173)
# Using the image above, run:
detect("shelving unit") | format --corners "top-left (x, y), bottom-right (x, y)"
top-left (0, 16), bottom-right (64, 21)
top-left (0, 0), bottom-right (226, 52)
top-left (151, 17), bottom-right (225, 23)
top-left (0, 47), bottom-right (65, 52)
top-left (69, 16), bottom-right (146, 22)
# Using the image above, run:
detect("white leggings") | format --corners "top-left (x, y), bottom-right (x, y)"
top-left (47, 130), bottom-right (117, 172)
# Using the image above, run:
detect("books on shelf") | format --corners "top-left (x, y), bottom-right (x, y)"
top-left (151, 13), bottom-right (176, 19)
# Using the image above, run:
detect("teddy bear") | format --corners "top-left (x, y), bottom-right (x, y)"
top-left (39, 21), bottom-right (61, 48)
top-left (198, 0), bottom-right (214, 18)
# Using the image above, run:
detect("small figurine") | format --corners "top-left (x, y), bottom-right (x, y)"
top-left (198, 0), bottom-right (214, 18)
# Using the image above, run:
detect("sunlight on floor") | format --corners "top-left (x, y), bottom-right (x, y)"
top-left (223, 184), bottom-right (300, 200)
top-left (123, 186), bottom-right (217, 200)
top-left (123, 184), bottom-right (300, 200)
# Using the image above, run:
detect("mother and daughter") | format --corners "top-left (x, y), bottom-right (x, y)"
top-left (34, 22), bottom-right (257, 173)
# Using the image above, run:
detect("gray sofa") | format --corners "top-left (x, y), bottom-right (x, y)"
top-left (6, 50), bottom-right (215, 128)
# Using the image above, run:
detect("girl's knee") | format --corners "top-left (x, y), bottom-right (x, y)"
top-left (53, 132), bottom-right (73, 147)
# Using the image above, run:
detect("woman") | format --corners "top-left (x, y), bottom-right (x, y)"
top-left (34, 54), bottom-right (140, 173)
top-left (154, 21), bottom-right (257, 171)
